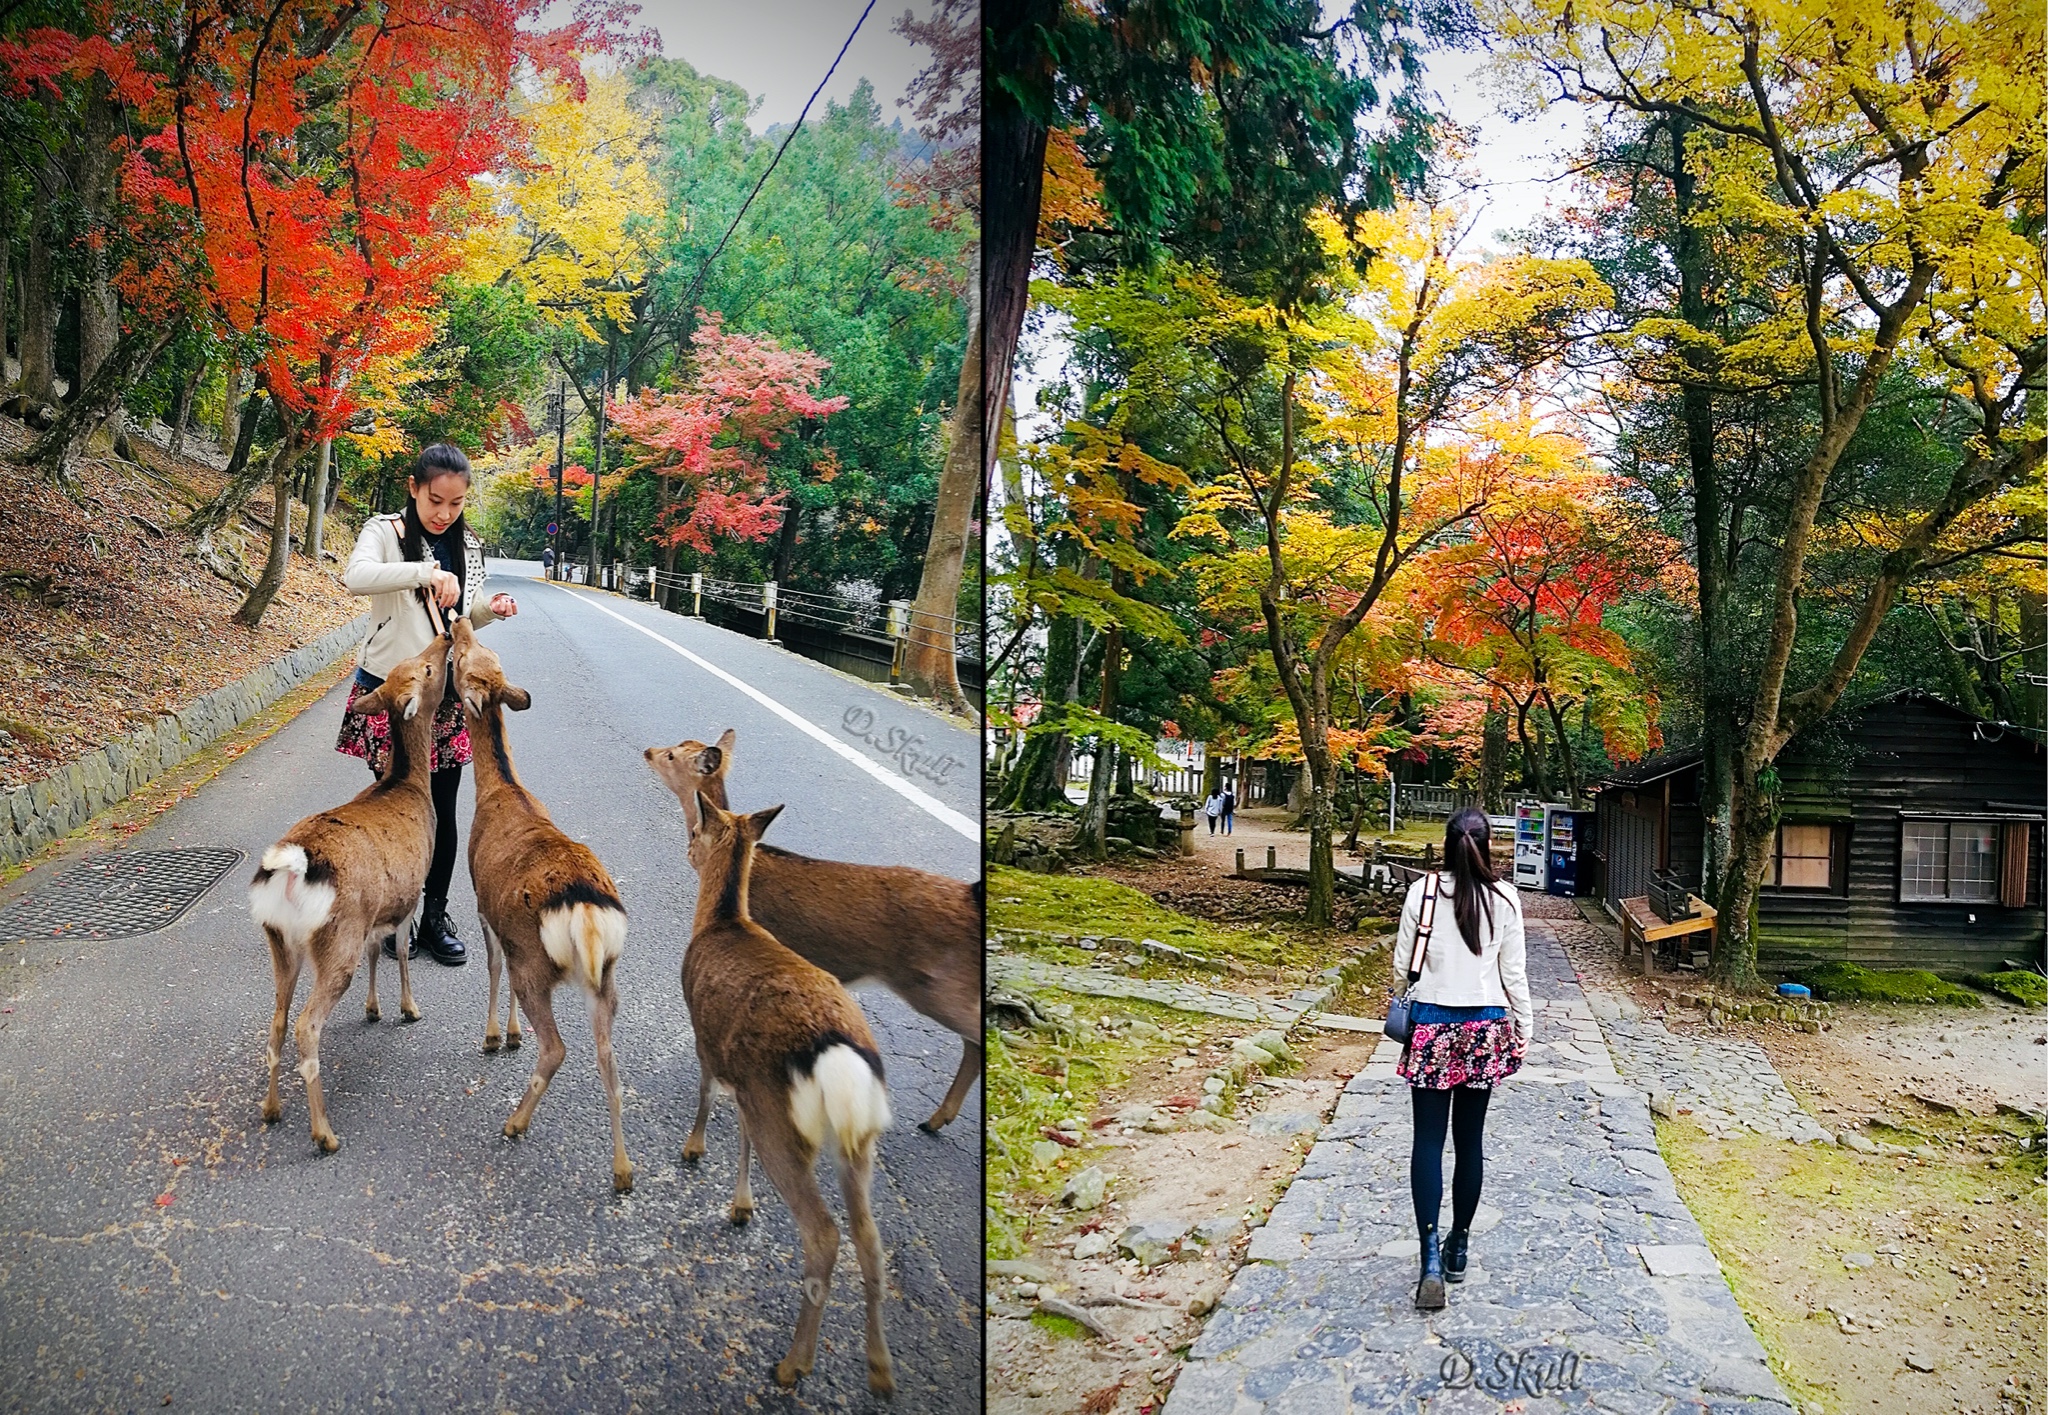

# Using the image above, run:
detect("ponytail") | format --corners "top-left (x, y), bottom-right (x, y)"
top-left (1444, 805), bottom-right (1501, 955)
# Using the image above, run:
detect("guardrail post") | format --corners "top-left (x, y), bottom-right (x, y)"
top-left (647, 567), bottom-right (658, 602)
top-left (763, 581), bottom-right (778, 642)
top-left (886, 599), bottom-right (910, 682)
top-left (691, 572), bottom-right (702, 617)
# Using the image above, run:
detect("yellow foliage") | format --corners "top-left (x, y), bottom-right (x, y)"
top-left (461, 70), bottom-right (664, 338)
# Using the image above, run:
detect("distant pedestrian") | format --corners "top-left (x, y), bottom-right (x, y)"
top-left (1392, 806), bottom-right (1531, 1311)
top-left (337, 444), bottom-right (519, 967)
top-left (541, 545), bottom-right (556, 578)
top-left (1221, 786), bottom-right (1235, 834)
top-left (1203, 791), bottom-right (1222, 834)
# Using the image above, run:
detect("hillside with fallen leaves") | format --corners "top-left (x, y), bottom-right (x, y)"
top-left (1, 417), bottom-right (362, 790)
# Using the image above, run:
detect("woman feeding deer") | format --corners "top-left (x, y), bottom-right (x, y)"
top-left (338, 443), bottom-right (518, 966)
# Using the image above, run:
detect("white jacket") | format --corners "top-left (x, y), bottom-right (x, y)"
top-left (342, 513), bottom-right (499, 678)
top-left (1392, 872), bottom-right (1534, 1039)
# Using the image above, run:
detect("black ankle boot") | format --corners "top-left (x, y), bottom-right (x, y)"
top-left (412, 900), bottom-right (468, 967)
top-left (382, 931), bottom-right (418, 961)
top-left (1416, 1228), bottom-right (1447, 1310)
top-left (1444, 1228), bottom-right (1470, 1284)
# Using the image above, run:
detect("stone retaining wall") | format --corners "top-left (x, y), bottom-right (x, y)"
top-left (1, 614), bottom-right (368, 866)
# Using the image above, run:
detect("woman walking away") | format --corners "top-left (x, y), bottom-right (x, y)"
top-left (1203, 790), bottom-right (1222, 835)
top-left (1393, 806), bottom-right (1531, 1310)
top-left (339, 443), bottom-right (519, 966)
top-left (1221, 786), bottom-right (1235, 835)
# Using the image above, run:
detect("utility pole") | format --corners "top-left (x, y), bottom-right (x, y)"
top-left (587, 344), bottom-right (611, 590)
top-left (548, 383), bottom-right (566, 580)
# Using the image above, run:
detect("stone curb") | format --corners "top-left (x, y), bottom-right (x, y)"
top-left (1, 614), bottom-right (369, 866)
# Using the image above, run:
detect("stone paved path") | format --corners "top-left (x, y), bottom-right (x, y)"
top-left (1164, 920), bottom-right (1796, 1415)
top-left (1592, 1007), bottom-right (1836, 1147)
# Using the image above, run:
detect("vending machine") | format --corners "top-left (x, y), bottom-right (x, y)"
top-left (1513, 803), bottom-right (1548, 890)
top-left (1546, 808), bottom-right (1596, 896)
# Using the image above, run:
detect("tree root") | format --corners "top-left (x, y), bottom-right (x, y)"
top-left (191, 530), bottom-right (256, 590)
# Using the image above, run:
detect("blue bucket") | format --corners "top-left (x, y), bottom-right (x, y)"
top-left (1776, 982), bottom-right (1811, 998)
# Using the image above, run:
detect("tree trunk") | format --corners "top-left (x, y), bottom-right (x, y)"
top-left (19, 167), bottom-right (57, 404)
top-left (234, 415), bottom-right (308, 626)
top-left (305, 436), bottom-right (332, 562)
top-left (772, 499), bottom-right (801, 585)
top-left (220, 360), bottom-right (243, 453)
top-left (998, 562), bottom-right (1082, 812)
top-left (1072, 619), bottom-right (1123, 858)
top-left (1301, 663), bottom-right (1337, 926)
top-left (168, 361), bottom-right (202, 458)
top-left (981, 0), bottom-right (1053, 492)
top-left (1542, 690), bottom-right (1584, 806)
top-left (1481, 707), bottom-right (1507, 815)
top-left (12, 324), bottom-right (176, 488)
top-left (904, 276), bottom-right (981, 708)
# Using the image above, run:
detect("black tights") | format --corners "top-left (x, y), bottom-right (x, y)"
top-left (424, 765), bottom-right (461, 906)
top-left (1410, 1085), bottom-right (1492, 1237)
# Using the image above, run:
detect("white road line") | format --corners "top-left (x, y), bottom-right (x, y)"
top-left (550, 585), bottom-right (979, 840)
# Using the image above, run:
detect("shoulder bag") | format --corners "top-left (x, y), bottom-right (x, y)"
top-left (1382, 872), bottom-right (1439, 1045)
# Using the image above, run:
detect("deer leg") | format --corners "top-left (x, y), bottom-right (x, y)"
top-left (362, 929), bottom-right (381, 1023)
top-left (682, 1041), bottom-right (716, 1163)
top-left (921, 1037), bottom-right (983, 1133)
top-left (292, 955), bottom-right (357, 1153)
top-left (502, 985), bottom-right (565, 1139)
top-left (261, 927), bottom-right (301, 1124)
top-left (505, 992), bottom-right (523, 1048)
top-left (729, 1111), bottom-right (754, 1225)
top-left (592, 973), bottom-right (633, 1193)
top-left (747, 1110), bottom-right (835, 1387)
top-left (481, 917), bottom-right (503, 1053)
top-left (839, 1137), bottom-right (895, 1396)
top-left (395, 910), bottom-right (420, 1023)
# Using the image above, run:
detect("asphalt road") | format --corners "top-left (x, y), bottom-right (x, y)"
top-left (0, 567), bottom-right (983, 1413)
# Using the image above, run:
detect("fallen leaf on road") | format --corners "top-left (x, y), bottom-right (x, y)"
top-left (153, 1194), bottom-right (173, 1208)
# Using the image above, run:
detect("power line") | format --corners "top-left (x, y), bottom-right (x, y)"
top-left (674, 0), bottom-right (878, 315)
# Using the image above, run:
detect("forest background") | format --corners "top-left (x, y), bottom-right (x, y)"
top-left (982, 0), bottom-right (2045, 984)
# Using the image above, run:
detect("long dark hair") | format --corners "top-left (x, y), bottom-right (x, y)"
top-left (400, 443), bottom-right (473, 562)
top-left (1444, 806), bottom-right (1502, 955)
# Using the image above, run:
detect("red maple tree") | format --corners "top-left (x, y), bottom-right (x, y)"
top-left (610, 315), bottom-right (849, 555)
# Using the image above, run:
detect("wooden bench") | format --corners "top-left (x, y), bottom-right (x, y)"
top-left (1618, 894), bottom-right (1719, 974)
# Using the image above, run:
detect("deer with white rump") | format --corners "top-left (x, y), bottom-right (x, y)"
top-left (682, 793), bottom-right (896, 1396)
top-left (448, 618), bottom-right (633, 1193)
top-left (248, 636), bottom-right (447, 1152)
top-left (645, 729), bottom-right (982, 1131)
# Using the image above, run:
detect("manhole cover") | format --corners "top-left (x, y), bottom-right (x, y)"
top-left (0, 848), bottom-right (245, 943)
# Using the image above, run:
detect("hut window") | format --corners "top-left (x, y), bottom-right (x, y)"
top-left (1900, 820), bottom-right (2002, 903)
top-left (1767, 823), bottom-right (1839, 892)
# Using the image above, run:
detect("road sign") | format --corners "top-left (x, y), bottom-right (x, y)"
top-left (546, 522), bottom-right (559, 535)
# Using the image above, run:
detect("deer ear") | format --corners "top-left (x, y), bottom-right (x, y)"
top-left (695, 791), bottom-right (728, 830)
top-left (747, 803), bottom-right (783, 838)
top-left (463, 687), bottom-right (487, 717)
top-left (696, 746), bottom-right (722, 775)
top-left (501, 686), bottom-right (532, 712)
top-left (348, 684), bottom-right (390, 717)
top-left (716, 727), bottom-right (736, 755)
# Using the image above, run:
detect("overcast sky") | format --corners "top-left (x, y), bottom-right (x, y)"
top-left (628, 0), bottom-right (934, 130)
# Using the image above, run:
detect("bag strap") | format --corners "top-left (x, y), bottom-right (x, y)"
top-left (1407, 873), bottom-right (1438, 986)
top-left (419, 583), bottom-right (449, 638)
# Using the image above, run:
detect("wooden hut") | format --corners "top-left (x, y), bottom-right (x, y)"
top-left (1590, 691), bottom-right (2045, 973)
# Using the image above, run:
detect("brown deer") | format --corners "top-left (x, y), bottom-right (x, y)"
top-left (682, 793), bottom-right (895, 1395)
top-left (248, 636), bottom-right (446, 1152)
top-left (644, 728), bottom-right (982, 1131)
top-left (449, 618), bottom-right (633, 1194)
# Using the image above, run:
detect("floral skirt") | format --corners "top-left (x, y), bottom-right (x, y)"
top-left (1398, 1018), bottom-right (1524, 1090)
top-left (336, 673), bottom-right (470, 775)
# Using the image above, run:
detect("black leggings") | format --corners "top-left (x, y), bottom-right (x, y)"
top-left (1411, 1084), bottom-right (1492, 1237)
top-left (424, 765), bottom-right (461, 906)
